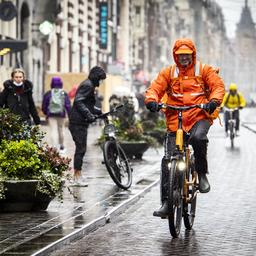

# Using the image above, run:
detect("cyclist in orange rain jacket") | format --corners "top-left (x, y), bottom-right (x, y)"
top-left (144, 38), bottom-right (225, 218)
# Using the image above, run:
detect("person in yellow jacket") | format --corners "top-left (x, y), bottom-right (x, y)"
top-left (221, 83), bottom-right (246, 136)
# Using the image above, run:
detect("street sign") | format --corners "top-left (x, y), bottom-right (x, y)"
top-left (99, 2), bottom-right (108, 49)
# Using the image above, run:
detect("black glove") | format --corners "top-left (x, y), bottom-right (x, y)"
top-left (146, 101), bottom-right (159, 112)
top-left (205, 100), bottom-right (218, 114)
top-left (87, 113), bottom-right (96, 123)
top-left (239, 106), bottom-right (243, 110)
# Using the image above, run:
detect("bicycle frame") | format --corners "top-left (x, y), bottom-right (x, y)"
top-left (224, 107), bottom-right (239, 148)
top-left (167, 105), bottom-right (200, 203)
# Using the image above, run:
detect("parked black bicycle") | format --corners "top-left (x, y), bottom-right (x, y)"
top-left (96, 105), bottom-right (132, 190)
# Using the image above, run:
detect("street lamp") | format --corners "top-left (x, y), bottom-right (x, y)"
top-left (39, 20), bottom-right (54, 36)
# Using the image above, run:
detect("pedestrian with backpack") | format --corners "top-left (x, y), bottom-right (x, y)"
top-left (42, 76), bottom-right (71, 152)
top-left (144, 38), bottom-right (225, 218)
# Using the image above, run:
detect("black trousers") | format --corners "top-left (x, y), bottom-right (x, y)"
top-left (224, 109), bottom-right (239, 132)
top-left (164, 119), bottom-right (210, 173)
top-left (69, 124), bottom-right (88, 171)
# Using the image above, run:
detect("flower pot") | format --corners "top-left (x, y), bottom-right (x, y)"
top-left (0, 180), bottom-right (53, 212)
top-left (119, 141), bottom-right (149, 160)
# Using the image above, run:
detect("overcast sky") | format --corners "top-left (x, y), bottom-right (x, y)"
top-left (215, 0), bottom-right (256, 38)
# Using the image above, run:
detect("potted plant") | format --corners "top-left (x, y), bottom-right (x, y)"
top-left (140, 109), bottom-right (166, 145)
top-left (0, 109), bottom-right (71, 212)
top-left (106, 95), bottom-right (158, 159)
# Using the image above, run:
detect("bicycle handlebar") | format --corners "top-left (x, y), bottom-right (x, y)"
top-left (223, 107), bottom-right (239, 112)
top-left (158, 103), bottom-right (207, 111)
top-left (96, 104), bottom-right (124, 119)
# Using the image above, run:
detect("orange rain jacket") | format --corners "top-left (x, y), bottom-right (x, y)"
top-left (144, 38), bottom-right (225, 132)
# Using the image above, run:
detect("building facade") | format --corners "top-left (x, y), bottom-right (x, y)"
top-left (0, 0), bottom-right (233, 104)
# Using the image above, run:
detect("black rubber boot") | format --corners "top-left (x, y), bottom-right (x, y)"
top-left (153, 200), bottom-right (169, 218)
top-left (153, 158), bottom-right (169, 218)
top-left (198, 173), bottom-right (210, 193)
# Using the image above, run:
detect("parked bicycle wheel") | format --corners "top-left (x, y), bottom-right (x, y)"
top-left (103, 140), bottom-right (132, 190)
top-left (168, 159), bottom-right (183, 238)
top-left (183, 154), bottom-right (197, 230)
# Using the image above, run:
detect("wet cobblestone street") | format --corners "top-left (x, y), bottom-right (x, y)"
top-left (50, 109), bottom-right (256, 256)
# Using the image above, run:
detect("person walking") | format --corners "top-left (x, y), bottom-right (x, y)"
top-left (144, 38), bottom-right (225, 217)
top-left (42, 76), bottom-right (71, 151)
top-left (68, 66), bottom-right (106, 186)
top-left (0, 68), bottom-right (40, 125)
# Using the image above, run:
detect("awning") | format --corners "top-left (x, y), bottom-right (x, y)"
top-left (0, 39), bottom-right (27, 55)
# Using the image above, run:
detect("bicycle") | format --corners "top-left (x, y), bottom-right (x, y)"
top-left (96, 105), bottom-right (132, 190)
top-left (224, 107), bottom-right (239, 148)
top-left (158, 103), bottom-right (206, 238)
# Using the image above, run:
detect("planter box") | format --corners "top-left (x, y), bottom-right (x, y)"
top-left (120, 141), bottom-right (149, 160)
top-left (0, 180), bottom-right (53, 212)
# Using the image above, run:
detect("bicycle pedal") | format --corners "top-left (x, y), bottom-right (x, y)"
top-left (101, 161), bottom-right (105, 164)
top-left (161, 216), bottom-right (168, 219)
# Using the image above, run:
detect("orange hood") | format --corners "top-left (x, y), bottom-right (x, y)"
top-left (172, 38), bottom-right (197, 68)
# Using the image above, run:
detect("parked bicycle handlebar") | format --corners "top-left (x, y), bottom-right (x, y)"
top-left (96, 104), bottom-right (124, 119)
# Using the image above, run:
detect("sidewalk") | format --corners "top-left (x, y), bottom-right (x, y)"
top-left (0, 123), bottom-right (163, 255)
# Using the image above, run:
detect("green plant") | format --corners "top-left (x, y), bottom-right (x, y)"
top-left (140, 109), bottom-right (166, 144)
top-left (98, 95), bottom-right (158, 147)
top-left (0, 109), bottom-right (71, 200)
top-left (0, 140), bottom-right (71, 199)
top-left (0, 108), bottom-right (44, 144)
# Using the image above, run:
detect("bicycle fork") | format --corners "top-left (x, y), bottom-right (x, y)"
top-left (184, 148), bottom-right (198, 204)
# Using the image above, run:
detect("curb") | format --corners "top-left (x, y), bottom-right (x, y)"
top-left (32, 178), bottom-right (160, 256)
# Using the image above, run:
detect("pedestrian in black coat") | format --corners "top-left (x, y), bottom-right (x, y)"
top-left (69, 66), bottom-right (106, 186)
top-left (0, 68), bottom-right (40, 125)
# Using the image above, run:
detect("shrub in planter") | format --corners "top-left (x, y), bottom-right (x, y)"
top-left (0, 109), bottom-right (71, 211)
top-left (140, 109), bottom-right (166, 145)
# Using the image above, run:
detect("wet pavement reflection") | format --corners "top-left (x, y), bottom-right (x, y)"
top-left (0, 122), bottom-right (161, 255)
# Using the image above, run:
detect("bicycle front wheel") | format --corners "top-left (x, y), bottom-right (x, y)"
top-left (230, 122), bottom-right (234, 148)
top-left (168, 159), bottom-right (183, 238)
top-left (183, 154), bottom-right (197, 230)
top-left (103, 140), bottom-right (132, 190)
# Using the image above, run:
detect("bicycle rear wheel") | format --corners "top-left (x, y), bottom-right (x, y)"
top-left (168, 159), bottom-right (183, 238)
top-left (103, 140), bottom-right (132, 190)
top-left (183, 154), bottom-right (197, 230)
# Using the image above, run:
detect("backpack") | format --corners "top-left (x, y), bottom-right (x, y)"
top-left (49, 89), bottom-right (65, 114)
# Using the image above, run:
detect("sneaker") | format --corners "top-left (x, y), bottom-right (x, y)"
top-left (71, 175), bottom-right (88, 187)
top-left (68, 175), bottom-right (88, 187)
